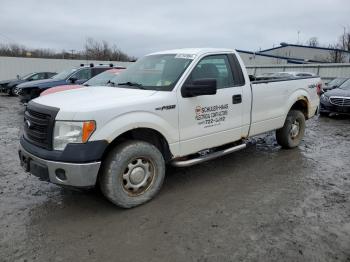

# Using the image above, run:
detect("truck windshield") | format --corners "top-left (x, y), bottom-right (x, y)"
top-left (109, 54), bottom-right (193, 91)
top-left (84, 70), bottom-right (116, 86)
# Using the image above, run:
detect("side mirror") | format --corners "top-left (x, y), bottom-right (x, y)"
top-left (69, 76), bottom-right (78, 83)
top-left (182, 78), bottom-right (217, 98)
top-left (249, 75), bottom-right (256, 81)
top-left (16, 75), bottom-right (20, 80)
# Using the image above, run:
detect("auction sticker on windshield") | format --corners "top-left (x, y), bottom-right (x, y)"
top-left (175, 54), bottom-right (196, 59)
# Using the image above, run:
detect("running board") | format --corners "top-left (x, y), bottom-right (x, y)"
top-left (171, 143), bottom-right (246, 167)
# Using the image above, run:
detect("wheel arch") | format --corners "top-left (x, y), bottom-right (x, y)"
top-left (290, 97), bottom-right (309, 119)
top-left (285, 89), bottom-right (311, 120)
top-left (101, 127), bottom-right (173, 163)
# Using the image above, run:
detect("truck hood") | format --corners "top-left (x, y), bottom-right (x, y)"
top-left (33, 86), bottom-right (157, 113)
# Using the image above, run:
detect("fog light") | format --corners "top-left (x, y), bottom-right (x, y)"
top-left (55, 168), bottom-right (67, 181)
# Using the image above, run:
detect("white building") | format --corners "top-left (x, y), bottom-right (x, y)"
top-left (259, 43), bottom-right (350, 63)
top-left (237, 50), bottom-right (305, 66)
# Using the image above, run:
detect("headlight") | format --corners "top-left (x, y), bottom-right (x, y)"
top-left (15, 88), bottom-right (22, 95)
top-left (53, 121), bottom-right (96, 150)
top-left (321, 94), bottom-right (329, 102)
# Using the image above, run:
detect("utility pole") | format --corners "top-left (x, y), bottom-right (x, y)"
top-left (69, 49), bottom-right (75, 59)
top-left (342, 26), bottom-right (346, 49)
top-left (297, 31), bottom-right (300, 44)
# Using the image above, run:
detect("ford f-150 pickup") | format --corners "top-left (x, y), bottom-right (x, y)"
top-left (18, 48), bottom-right (321, 208)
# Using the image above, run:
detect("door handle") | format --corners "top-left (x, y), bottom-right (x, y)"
top-left (232, 94), bottom-right (242, 104)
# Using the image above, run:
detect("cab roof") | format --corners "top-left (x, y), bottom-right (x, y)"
top-left (148, 48), bottom-right (236, 57)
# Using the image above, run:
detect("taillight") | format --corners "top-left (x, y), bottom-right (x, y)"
top-left (316, 83), bottom-right (322, 96)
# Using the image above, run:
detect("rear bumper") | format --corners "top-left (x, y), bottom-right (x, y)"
top-left (19, 144), bottom-right (101, 187)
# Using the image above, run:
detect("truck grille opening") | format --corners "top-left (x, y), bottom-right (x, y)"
top-left (330, 97), bottom-right (350, 107)
top-left (23, 103), bottom-right (59, 150)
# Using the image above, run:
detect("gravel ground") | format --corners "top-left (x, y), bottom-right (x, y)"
top-left (0, 95), bottom-right (349, 262)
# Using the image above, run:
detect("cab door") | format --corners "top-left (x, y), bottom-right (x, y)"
top-left (177, 54), bottom-right (245, 156)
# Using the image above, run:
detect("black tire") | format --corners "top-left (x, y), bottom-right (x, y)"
top-left (319, 111), bottom-right (329, 117)
top-left (6, 88), bottom-right (14, 96)
top-left (276, 110), bottom-right (305, 149)
top-left (100, 140), bottom-right (166, 208)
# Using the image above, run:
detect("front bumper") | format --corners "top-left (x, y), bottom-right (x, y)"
top-left (19, 144), bottom-right (101, 187)
top-left (0, 86), bottom-right (10, 94)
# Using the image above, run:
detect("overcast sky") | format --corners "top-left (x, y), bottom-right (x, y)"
top-left (0, 0), bottom-right (349, 57)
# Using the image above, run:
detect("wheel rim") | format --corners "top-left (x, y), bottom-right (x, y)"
top-left (290, 120), bottom-right (300, 139)
top-left (121, 157), bottom-right (155, 196)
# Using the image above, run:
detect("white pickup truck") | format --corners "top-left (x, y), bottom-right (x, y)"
top-left (19, 48), bottom-right (321, 208)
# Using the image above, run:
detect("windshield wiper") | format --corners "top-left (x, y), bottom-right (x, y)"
top-left (117, 81), bottom-right (145, 89)
top-left (106, 80), bottom-right (116, 86)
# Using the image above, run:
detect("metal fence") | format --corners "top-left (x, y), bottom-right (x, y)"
top-left (0, 56), bottom-right (132, 80)
top-left (1, 56), bottom-right (350, 83)
top-left (246, 63), bottom-right (350, 82)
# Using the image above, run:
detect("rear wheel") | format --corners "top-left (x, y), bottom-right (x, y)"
top-left (276, 110), bottom-right (305, 149)
top-left (100, 140), bottom-right (165, 208)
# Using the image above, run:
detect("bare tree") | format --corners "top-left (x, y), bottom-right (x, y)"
top-left (83, 37), bottom-right (133, 61)
top-left (339, 28), bottom-right (350, 51)
top-left (0, 38), bottom-right (134, 61)
top-left (328, 44), bottom-right (345, 63)
top-left (307, 37), bottom-right (319, 47)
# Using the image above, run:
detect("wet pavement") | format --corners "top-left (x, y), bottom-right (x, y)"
top-left (0, 95), bottom-right (349, 262)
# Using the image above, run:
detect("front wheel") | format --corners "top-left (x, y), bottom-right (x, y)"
top-left (276, 110), bottom-right (306, 149)
top-left (100, 140), bottom-right (166, 208)
top-left (319, 111), bottom-right (329, 117)
top-left (6, 88), bottom-right (14, 96)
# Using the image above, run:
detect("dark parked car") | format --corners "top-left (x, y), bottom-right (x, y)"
top-left (320, 78), bottom-right (350, 116)
top-left (322, 77), bottom-right (349, 93)
top-left (0, 72), bottom-right (56, 96)
top-left (40, 68), bottom-right (125, 96)
top-left (16, 64), bottom-right (118, 103)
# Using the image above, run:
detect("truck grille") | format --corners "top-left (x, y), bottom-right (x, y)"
top-left (23, 102), bottom-right (59, 150)
top-left (329, 97), bottom-right (350, 107)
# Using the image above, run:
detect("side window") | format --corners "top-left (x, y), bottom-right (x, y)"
top-left (228, 54), bottom-right (245, 86)
top-left (30, 74), bottom-right (41, 80)
top-left (72, 69), bottom-right (92, 80)
top-left (187, 55), bottom-right (234, 89)
top-left (38, 73), bottom-right (47, 79)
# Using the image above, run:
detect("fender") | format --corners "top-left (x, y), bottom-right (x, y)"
top-left (284, 88), bottom-right (311, 120)
top-left (90, 111), bottom-right (180, 156)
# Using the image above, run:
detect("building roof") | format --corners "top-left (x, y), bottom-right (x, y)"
top-left (236, 49), bottom-right (324, 64)
top-left (260, 43), bottom-right (350, 54)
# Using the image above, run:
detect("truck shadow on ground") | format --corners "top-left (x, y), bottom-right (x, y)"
top-left (27, 133), bottom-right (306, 216)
